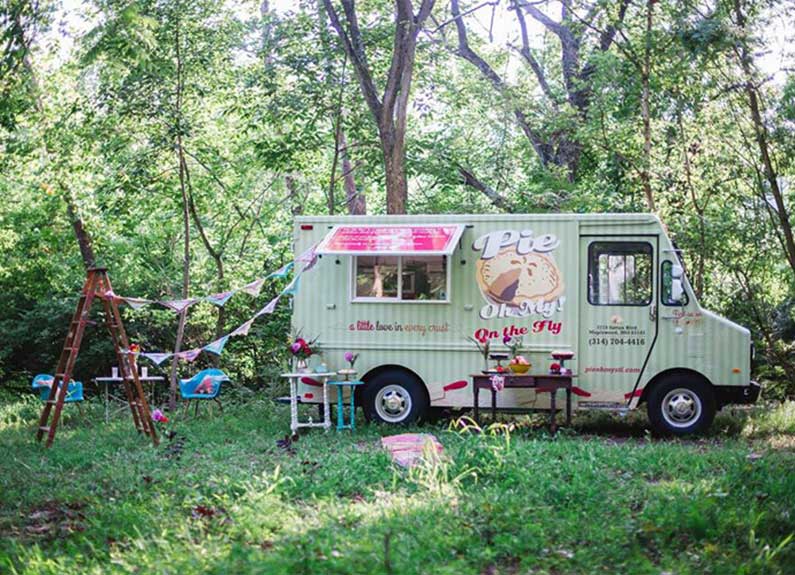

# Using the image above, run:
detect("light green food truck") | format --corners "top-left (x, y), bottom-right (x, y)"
top-left (291, 213), bottom-right (759, 435)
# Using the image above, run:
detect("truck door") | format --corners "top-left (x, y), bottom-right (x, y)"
top-left (578, 236), bottom-right (658, 406)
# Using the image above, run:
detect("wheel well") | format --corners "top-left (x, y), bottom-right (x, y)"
top-left (359, 364), bottom-right (430, 404)
top-left (639, 368), bottom-right (713, 404)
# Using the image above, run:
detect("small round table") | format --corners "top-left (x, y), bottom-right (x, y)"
top-left (328, 369), bottom-right (364, 431)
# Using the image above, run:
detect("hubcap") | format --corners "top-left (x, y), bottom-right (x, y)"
top-left (374, 384), bottom-right (412, 423)
top-left (661, 387), bottom-right (702, 428)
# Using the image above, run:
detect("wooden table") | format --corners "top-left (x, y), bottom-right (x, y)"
top-left (281, 372), bottom-right (335, 435)
top-left (471, 372), bottom-right (575, 432)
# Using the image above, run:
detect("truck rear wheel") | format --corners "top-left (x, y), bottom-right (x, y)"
top-left (647, 376), bottom-right (715, 436)
top-left (362, 369), bottom-right (428, 425)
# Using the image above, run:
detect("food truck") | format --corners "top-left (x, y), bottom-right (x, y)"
top-left (291, 213), bottom-right (759, 435)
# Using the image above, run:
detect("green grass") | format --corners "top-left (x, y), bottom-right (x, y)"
top-left (1, 395), bottom-right (794, 575)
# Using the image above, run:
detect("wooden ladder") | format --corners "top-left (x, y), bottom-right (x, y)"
top-left (36, 268), bottom-right (159, 447)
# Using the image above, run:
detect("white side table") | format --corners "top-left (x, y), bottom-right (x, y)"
top-left (281, 372), bottom-right (335, 435)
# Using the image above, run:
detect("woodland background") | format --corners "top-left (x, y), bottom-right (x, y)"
top-left (1, 0), bottom-right (794, 398)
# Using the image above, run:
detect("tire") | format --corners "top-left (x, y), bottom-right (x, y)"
top-left (362, 369), bottom-right (429, 425)
top-left (647, 376), bottom-right (716, 436)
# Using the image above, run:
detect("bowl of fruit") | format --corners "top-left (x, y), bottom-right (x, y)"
top-left (509, 355), bottom-right (531, 374)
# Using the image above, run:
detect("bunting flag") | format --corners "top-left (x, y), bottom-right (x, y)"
top-left (176, 348), bottom-right (202, 362)
top-left (141, 352), bottom-right (173, 366)
top-left (160, 298), bottom-right (199, 313)
top-left (123, 297), bottom-right (154, 310)
top-left (297, 245), bottom-right (319, 272)
top-left (103, 289), bottom-right (119, 301)
top-left (254, 295), bottom-right (280, 318)
top-left (267, 261), bottom-right (294, 279)
top-left (203, 335), bottom-right (230, 356)
top-left (281, 274), bottom-right (300, 296)
top-left (240, 278), bottom-right (266, 297)
top-left (230, 318), bottom-right (255, 337)
top-left (205, 290), bottom-right (234, 307)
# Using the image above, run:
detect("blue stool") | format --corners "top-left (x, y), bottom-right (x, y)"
top-left (328, 379), bottom-right (364, 431)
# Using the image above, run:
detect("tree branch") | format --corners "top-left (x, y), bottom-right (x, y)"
top-left (458, 165), bottom-right (514, 212)
top-left (322, 0), bottom-right (383, 120)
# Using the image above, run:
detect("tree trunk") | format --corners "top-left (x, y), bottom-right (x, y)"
top-left (285, 174), bottom-right (303, 216)
top-left (380, 127), bottom-right (407, 214)
top-left (321, 0), bottom-right (435, 216)
top-left (639, 0), bottom-right (656, 212)
top-left (16, 12), bottom-right (96, 269)
top-left (732, 0), bottom-right (795, 278)
top-left (341, 129), bottom-right (365, 214)
top-left (168, 12), bottom-right (190, 411)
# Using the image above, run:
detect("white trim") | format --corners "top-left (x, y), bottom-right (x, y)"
top-left (350, 254), bottom-right (452, 304)
top-left (317, 223), bottom-right (465, 256)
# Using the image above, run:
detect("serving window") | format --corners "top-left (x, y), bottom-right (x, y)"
top-left (353, 256), bottom-right (448, 302)
top-left (588, 242), bottom-right (653, 306)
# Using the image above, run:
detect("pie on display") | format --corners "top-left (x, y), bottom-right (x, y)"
top-left (476, 248), bottom-right (564, 306)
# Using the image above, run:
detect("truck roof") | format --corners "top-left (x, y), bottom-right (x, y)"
top-left (295, 213), bottom-right (660, 224)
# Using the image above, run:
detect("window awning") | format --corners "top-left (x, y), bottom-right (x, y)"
top-left (316, 224), bottom-right (465, 256)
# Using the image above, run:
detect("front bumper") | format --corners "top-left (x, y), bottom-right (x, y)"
top-left (715, 381), bottom-right (761, 408)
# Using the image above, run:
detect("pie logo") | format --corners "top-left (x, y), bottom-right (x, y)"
top-left (472, 229), bottom-right (566, 319)
top-left (476, 249), bottom-right (564, 306)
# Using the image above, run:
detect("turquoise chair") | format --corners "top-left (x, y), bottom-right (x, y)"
top-left (179, 369), bottom-right (228, 417)
top-left (32, 374), bottom-right (84, 415)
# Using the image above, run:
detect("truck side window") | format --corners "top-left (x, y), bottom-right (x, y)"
top-left (588, 242), bottom-right (652, 306)
top-left (661, 260), bottom-right (689, 306)
top-left (356, 256), bottom-right (399, 298)
top-left (354, 256), bottom-right (448, 301)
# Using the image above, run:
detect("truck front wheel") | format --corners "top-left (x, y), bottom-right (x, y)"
top-left (362, 370), bottom-right (428, 425)
top-left (647, 376), bottom-right (716, 436)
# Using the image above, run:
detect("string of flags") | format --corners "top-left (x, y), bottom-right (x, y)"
top-left (113, 245), bottom-right (319, 366)
top-left (104, 262), bottom-right (295, 313)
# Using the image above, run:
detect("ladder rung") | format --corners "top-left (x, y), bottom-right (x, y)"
top-left (39, 426), bottom-right (50, 432)
top-left (46, 400), bottom-right (58, 405)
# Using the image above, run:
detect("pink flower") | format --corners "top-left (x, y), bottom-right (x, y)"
top-left (151, 409), bottom-right (168, 423)
top-left (290, 342), bottom-right (302, 354)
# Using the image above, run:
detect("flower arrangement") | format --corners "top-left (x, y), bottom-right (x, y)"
top-left (289, 334), bottom-right (318, 361)
top-left (466, 335), bottom-right (491, 371)
top-left (549, 362), bottom-right (561, 375)
top-left (504, 336), bottom-right (522, 359)
top-left (344, 351), bottom-right (359, 369)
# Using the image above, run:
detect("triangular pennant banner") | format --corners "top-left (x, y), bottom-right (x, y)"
top-left (254, 295), bottom-right (280, 318)
top-left (176, 348), bottom-right (202, 362)
top-left (297, 245), bottom-right (319, 272)
top-left (205, 290), bottom-right (235, 307)
top-left (281, 274), bottom-right (300, 296)
top-left (160, 298), bottom-right (199, 313)
top-left (241, 278), bottom-right (265, 297)
top-left (231, 318), bottom-right (255, 337)
top-left (123, 297), bottom-right (153, 310)
top-left (203, 335), bottom-right (230, 355)
top-left (267, 261), bottom-right (294, 280)
top-left (141, 352), bottom-right (173, 366)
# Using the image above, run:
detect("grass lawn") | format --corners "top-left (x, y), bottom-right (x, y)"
top-left (1, 393), bottom-right (794, 575)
